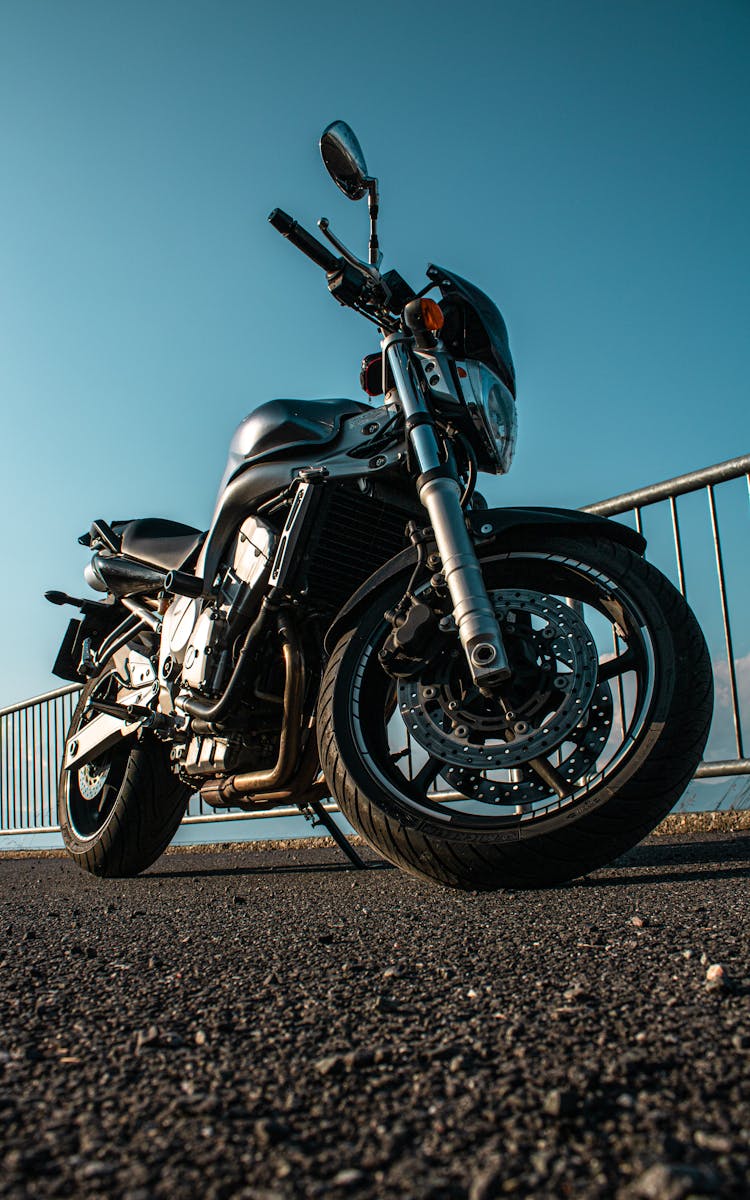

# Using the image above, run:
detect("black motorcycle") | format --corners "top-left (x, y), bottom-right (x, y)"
top-left (49, 121), bottom-right (712, 889)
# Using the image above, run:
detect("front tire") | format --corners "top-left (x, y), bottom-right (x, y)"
top-left (59, 679), bottom-right (191, 877)
top-left (318, 534), bottom-right (713, 890)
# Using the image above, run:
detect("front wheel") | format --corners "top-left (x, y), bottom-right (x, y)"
top-left (58, 675), bottom-right (192, 877)
top-left (318, 534), bottom-right (713, 890)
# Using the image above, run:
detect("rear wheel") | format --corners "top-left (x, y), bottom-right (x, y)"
top-left (58, 676), bottom-right (191, 877)
top-left (318, 534), bottom-right (713, 890)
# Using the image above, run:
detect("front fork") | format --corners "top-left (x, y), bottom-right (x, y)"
top-left (385, 336), bottom-right (511, 686)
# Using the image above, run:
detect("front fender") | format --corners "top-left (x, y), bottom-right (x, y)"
top-left (324, 505), bottom-right (645, 654)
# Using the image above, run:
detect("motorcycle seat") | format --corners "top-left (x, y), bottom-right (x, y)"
top-left (112, 518), bottom-right (205, 571)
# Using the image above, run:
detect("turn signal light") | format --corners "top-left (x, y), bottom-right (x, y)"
top-left (360, 352), bottom-right (384, 397)
top-left (420, 298), bottom-right (445, 330)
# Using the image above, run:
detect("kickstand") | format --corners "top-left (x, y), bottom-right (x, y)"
top-left (300, 796), bottom-right (367, 869)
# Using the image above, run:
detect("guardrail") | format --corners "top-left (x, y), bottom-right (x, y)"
top-left (583, 453), bottom-right (750, 782)
top-left (2, 452), bottom-right (748, 841)
top-left (0, 684), bottom-right (80, 836)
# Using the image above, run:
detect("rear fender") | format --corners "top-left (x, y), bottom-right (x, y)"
top-left (323, 505), bottom-right (645, 653)
top-left (52, 604), bottom-right (127, 683)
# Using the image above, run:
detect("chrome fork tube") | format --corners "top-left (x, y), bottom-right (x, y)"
top-left (385, 336), bottom-right (510, 685)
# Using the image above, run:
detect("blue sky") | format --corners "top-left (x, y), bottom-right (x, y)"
top-left (0, 0), bottom-right (748, 706)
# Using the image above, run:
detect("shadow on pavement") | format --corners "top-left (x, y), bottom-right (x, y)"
top-left (144, 835), bottom-right (750, 886)
top-left (589, 833), bottom-right (750, 887)
top-left (146, 857), bottom-right (392, 881)
top-left (589, 862), bottom-right (750, 888)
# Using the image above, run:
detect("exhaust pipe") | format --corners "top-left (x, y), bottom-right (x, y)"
top-left (200, 615), bottom-right (305, 806)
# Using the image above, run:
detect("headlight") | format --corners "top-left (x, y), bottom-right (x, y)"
top-left (461, 359), bottom-right (518, 474)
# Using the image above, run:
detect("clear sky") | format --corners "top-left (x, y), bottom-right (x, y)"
top-left (0, 0), bottom-right (748, 706)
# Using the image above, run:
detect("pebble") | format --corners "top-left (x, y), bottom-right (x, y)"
top-left (694, 1129), bottom-right (733, 1153)
top-left (542, 1088), bottom-right (577, 1117)
top-left (254, 1118), bottom-right (287, 1147)
top-left (563, 983), bottom-right (592, 1003)
top-left (314, 1054), bottom-right (344, 1077)
top-left (134, 1025), bottom-right (160, 1054)
top-left (469, 1157), bottom-right (503, 1200)
top-left (705, 963), bottom-right (728, 990)
top-left (80, 1161), bottom-right (117, 1179)
top-left (332, 1168), bottom-right (365, 1186)
top-left (621, 1161), bottom-right (720, 1198)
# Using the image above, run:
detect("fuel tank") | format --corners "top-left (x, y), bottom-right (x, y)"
top-left (218, 397), bottom-right (368, 491)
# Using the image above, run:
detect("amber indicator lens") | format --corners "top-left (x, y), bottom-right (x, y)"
top-left (420, 298), bottom-right (445, 330)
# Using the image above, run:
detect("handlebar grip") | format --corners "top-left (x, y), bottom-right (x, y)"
top-left (268, 208), bottom-right (339, 273)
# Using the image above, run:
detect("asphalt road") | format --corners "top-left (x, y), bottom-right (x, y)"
top-left (1, 832), bottom-right (749, 1199)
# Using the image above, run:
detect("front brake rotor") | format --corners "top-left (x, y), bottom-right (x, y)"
top-left (397, 589), bottom-right (600, 770)
top-left (441, 680), bottom-right (614, 805)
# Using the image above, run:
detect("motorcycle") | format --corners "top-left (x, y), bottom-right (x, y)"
top-left (48, 121), bottom-right (712, 889)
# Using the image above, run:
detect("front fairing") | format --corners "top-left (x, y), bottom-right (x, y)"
top-left (427, 264), bottom-right (516, 397)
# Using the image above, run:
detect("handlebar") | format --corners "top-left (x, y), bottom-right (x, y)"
top-left (268, 208), bottom-right (339, 273)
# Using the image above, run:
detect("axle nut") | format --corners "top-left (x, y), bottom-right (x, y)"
top-left (471, 643), bottom-right (497, 666)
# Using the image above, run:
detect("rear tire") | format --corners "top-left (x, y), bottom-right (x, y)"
top-left (318, 534), bottom-right (713, 890)
top-left (58, 680), bottom-right (191, 878)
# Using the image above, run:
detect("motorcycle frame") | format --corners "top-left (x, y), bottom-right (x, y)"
top-left (59, 325), bottom-right (646, 810)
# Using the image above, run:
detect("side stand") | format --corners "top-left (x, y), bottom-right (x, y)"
top-left (299, 796), bottom-right (367, 869)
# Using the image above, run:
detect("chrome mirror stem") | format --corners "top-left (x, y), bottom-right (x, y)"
top-left (367, 178), bottom-right (381, 267)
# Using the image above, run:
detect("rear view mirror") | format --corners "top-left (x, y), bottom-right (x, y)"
top-left (320, 121), bottom-right (370, 200)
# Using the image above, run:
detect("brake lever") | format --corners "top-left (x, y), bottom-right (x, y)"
top-left (318, 218), bottom-right (380, 283)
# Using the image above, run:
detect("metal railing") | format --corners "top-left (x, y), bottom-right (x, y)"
top-left (583, 453), bottom-right (750, 781)
top-left (2, 452), bottom-right (748, 839)
top-left (0, 684), bottom-right (80, 835)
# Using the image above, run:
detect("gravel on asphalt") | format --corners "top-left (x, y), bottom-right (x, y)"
top-left (1, 831), bottom-right (748, 1199)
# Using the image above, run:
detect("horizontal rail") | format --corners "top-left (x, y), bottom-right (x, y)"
top-left (1, 825), bottom-right (63, 837)
top-left (182, 802), bottom-right (340, 825)
top-left (1, 802), bottom-right (343, 837)
top-left (583, 453), bottom-right (750, 516)
top-left (694, 759), bottom-right (750, 779)
top-left (4, 762), bottom-right (747, 838)
top-left (0, 683), bottom-right (81, 720)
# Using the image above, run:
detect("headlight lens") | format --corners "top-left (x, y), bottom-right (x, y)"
top-left (461, 359), bottom-right (518, 473)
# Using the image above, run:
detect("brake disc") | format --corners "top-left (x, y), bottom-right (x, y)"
top-left (78, 759), bottom-right (112, 801)
top-left (397, 589), bottom-right (600, 771)
top-left (441, 681), bottom-right (614, 805)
